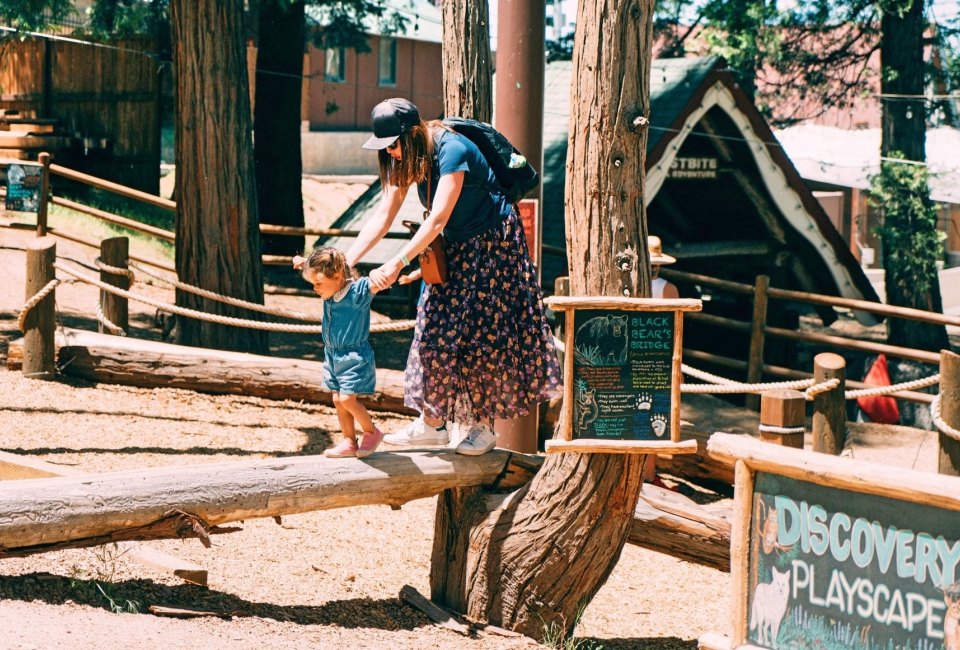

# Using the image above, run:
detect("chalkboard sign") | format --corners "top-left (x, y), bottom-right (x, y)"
top-left (544, 297), bottom-right (701, 452)
top-left (4, 162), bottom-right (43, 214)
top-left (700, 433), bottom-right (960, 650)
top-left (572, 309), bottom-right (675, 441)
top-left (747, 472), bottom-right (960, 650)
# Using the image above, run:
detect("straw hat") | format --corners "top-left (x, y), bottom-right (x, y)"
top-left (648, 236), bottom-right (676, 265)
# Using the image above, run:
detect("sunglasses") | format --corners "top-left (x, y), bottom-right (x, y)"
top-left (386, 139), bottom-right (401, 152)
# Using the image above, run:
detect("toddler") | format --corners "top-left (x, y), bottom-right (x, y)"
top-left (293, 247), bottom-right (383, 458)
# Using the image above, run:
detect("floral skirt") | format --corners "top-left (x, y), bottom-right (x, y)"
top-left (404, 209), bottom-right (563, 422)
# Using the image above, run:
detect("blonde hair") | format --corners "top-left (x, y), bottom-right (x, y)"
top-left (376, 120), bottom-right (454, 188)
top-left (304, 246), bottom-right (348, 279)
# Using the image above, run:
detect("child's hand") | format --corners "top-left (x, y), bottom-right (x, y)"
top-left (292, 255), bottom-right (308, 271)
top-left (399, 268), bottom-right (422, 285)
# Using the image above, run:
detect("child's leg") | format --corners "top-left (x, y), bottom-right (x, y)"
top-left (332, 393), bottom-right (358, 441)
top-left (338, 394), bottom-right (376, 433)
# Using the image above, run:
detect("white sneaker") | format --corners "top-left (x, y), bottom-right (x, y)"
top-left (383, 415), bottom-right (449, 445)
top-left (455, 423), bottom-right (496, 456)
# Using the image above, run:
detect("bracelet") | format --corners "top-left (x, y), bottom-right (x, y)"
top-left (400, 254), bottom-right (410, 266)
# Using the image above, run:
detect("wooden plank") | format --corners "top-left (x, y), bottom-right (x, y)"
top-left (707, 432), bottom-right (960, 511)
top-left (399, 585), bottom-right (471, 636)
top-left (0, 449), bottom-right (512, 554)
top-left (729, 460), bottom-right (753, 647)
top-left (545, 296), bottom-right (702, 312)
top-left (545, 439), bottom-right (698, 455)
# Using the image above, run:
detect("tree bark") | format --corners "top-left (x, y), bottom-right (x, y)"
top-left (170, 0), bottom-right (268, 353)
top-left (441, 0), bottom-right (492, 121)
top-left (879, 0), bottom-right (948, 426)
top-left (879, 0), bottom-right (948, 352)
top-left (255, 0), bottom-right (307, 258)
top-left (430, 0), bottom-right (655, 638)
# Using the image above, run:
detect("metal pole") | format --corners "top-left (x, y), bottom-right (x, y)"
top-left (494, 0), bottom-right (546, 454)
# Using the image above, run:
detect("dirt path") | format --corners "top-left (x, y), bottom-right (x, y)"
top-left (0, 221), bottom-right (734, 650)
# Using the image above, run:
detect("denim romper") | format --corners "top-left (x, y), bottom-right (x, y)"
top-left (322, 277), bottom-right (376, 395)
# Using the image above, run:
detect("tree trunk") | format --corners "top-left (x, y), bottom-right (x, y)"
top-left (255, 0), bottom-right (307, 258)
top-left (170, 0), bottom-right (268, 353)
top-left (441, 0), bottom-right (492, 121)
top-left (879, 0), bottom-right (948, 425)
top-left (430, 0), bottom-right (655, 639)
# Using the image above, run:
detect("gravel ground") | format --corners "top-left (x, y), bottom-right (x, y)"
top-left (0, 224), bottom-right (730, 650)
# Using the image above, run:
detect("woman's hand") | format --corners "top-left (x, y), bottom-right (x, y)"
top-left (369, 258), bottom-right (404, 292)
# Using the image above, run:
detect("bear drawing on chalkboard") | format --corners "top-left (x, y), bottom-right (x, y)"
top-left (574, 315), bottom-right (628, 366)
top-left (943, 584), bottom-right (960, 650)
top-left (576, 387), bottom-right (599, 432)
top-left (749, 566), bottom-right (790, 647)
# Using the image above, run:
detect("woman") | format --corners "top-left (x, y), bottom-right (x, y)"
top-left (346, 98), bottom-right (562, 456)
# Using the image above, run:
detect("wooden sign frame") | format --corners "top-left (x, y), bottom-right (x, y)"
top-left (544, 296), bottom-right (701, 455)
top-left (700, 433), bottom-right (960, 650)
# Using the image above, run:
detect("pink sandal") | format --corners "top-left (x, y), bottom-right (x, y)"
top-left (324, 438), bottom-right (358, 458)
top-left (356, 429), bottom-right (384, 458)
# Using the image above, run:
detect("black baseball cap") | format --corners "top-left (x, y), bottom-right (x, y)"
top-left (362, 98), bottom-right (421, 150)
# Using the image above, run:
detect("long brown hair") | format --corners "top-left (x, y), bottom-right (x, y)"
top-left (376, 120), bottom-right (455, 188)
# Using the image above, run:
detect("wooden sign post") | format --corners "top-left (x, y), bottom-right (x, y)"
top-left (543, 296), bottom-right (701, 455)
top-left (701, 432), bottom-right (960, 650)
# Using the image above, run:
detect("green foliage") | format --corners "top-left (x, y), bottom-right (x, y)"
top-left (0, 0), bottom-right (73, 31)
top-left (540, 605), bottom-right (604, 650)
top-left (309, 0), bottom-right (407, 52)
top-left (85, 0), bottom-right (168, 37)
top-left (868, 156), bottom-right (946, 299)
top-left (68, 544), bottom-right (141, 615)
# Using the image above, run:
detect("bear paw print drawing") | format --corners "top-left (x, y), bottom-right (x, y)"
top-left (651, 413), bottom-right (668, 437)
top-left (636, 393), bottom-right (653, 411)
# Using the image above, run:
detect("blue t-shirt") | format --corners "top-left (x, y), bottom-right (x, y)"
top-left (417, 130), bottom-right (514, 242)
top-left (322, 277), bottom-right (373, 350)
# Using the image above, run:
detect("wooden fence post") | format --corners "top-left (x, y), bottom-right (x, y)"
top-left (938, 349), bottom-right (960, 476)
top-left (812, 352), bottom-right (846, 455)
top-left (36, 152), bottom-right (51, 237)
top-left (99, 237), bottom-right (130, 334)
top-left (745, 275), bottom-right (770, 411)
top-left (759, 389), bottom-right (805, 448)
top-left (23, 237), bottom-right (57, 379)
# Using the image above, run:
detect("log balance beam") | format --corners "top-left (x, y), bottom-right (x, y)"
top-left (0, 449), bottom-right (530, 558)
top-left (0, 445), bottom-right (731, 571)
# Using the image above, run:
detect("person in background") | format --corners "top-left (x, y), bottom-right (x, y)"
top-left (347, 97), bottom-right (562, 455)
top-left (293, 247), bottom-right (383, 459)
top-left (647, 235), bottom-right (679, 487)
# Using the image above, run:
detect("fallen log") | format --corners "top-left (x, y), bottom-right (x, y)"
top-left (0, 450), bottom-right (511, 556)
top-left (630, 483), bottom-right (732, 572)
top-left (8, 329), bottom-right (414, 415)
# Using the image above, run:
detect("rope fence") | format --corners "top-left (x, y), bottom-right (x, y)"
top-left (15, 260), bottom-right (946, 410)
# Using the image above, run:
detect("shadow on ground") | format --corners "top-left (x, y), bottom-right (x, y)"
top-left (0, 573), bottom-right (427, 631)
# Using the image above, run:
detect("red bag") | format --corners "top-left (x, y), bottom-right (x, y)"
top-left (857, 354), bottom-right (900, 424)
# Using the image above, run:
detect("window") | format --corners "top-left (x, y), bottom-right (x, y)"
top-left (324, 47), bottom-right (345, 82)
top-left (378, 37), bottom-right (396, 86)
